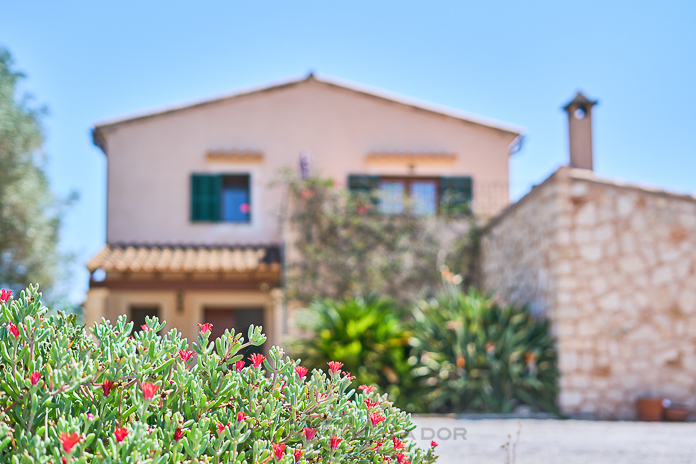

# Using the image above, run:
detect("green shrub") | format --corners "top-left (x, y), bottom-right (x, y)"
top-left (410, 276), bottom-right (559, 413)
top-left (0, 286), bottom-right (437, 463)
top-left (291, 296), bottom-right (418, 411)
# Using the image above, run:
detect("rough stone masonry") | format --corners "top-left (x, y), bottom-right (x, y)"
top-left (481, 166), bottom-right (696, 419)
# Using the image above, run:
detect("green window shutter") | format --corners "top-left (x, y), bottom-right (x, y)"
top-left (348, 174), bottom-right (381, 206)
top-left (440, 176), bottom-right (473, 215)
top-left (348, 174), bottom-right (380, 193)
top-left (191, 174), bottom-right (221, 221)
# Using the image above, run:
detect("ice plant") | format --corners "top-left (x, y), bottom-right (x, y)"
top-left (295, 365), bottom-right (308, 379)
top-left (0, 289), bottom-right (11, 303)
top-left (358, 385), bottom-right (377, 394)
top-left (272, 443), bottom-right (286, 460)
top-left (235, 360), bottom-right (245, 371)
top-left (327, 361), bottom-right (343, 374)
top-left (197, 323), bottom-right (213, 334)
top-left (364, 398), bottom-right (378, 409)
top-left (250, 353), bottom-right (265, 368)
top-left (0, 285), bottom-right (437, 463)
top-left (141, 324), bottom-right (149, 331)
top-left (141, 382), bottom-right (158, 400)
top-left (59, 432), bottom-right (80, 453)
top-left (303, 427), bottom-right (317, 441)
top-left (392, 437), bottom-right (405, 450)
top-left (114, 427), bottom-right (129, 443)
top-left (369, 412), bottom-right (385, 426)
top-left (7, 322), bottom-right (19, 338)
top-left (431, 441), bottom-right (438, 448)
top-left (101, 379), bottom-right (115, 397)
top-left (178, 349), bottom-right (194, 362)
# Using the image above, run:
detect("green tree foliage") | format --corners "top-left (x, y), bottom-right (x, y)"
top-left (281, 174), bottom-right (476, 306)
top-left (410, 273), bottom-right (559, 413)
top-left (291, 296), bottom-right (419, 411)
top-left (0, 285), bottom-right (437, 463)
top-left (0, 48), bottom-right (66, 299)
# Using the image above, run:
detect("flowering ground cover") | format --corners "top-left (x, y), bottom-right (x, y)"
top-left (0, 285), bottom-right (437, 463)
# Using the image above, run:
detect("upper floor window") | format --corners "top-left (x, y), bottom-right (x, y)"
top-left (348, 175), bottom-right (472, 216)
top-left (191, 174), bottom-right (251, 223)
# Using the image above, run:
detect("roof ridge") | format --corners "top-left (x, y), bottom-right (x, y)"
top-left (91, 73), bottom-right (524, 137)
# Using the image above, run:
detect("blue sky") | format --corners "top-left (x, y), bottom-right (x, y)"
top-left (1, 1), bottom-right (695, 302)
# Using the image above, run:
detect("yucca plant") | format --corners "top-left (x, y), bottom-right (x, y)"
top-left (291, 296), bottom-right (419, 411)
top-left (410, 274), bottom-right (559, 413)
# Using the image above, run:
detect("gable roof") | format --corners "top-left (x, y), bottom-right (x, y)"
top-left (91, 73), bottom-right (525, 153)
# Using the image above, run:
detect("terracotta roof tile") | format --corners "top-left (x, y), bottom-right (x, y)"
top-left (87, 245), bottom-right (275, 273)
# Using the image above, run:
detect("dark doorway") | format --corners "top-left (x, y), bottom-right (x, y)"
top-left (203, 307), bottom-right (265, 360)
top-left (131, 305), bottom-right (160, 333)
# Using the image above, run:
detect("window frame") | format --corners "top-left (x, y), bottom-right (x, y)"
top-left (191, 173), bottom-right (252, 224)
top-left (377, 176), bottom-right (441, 215)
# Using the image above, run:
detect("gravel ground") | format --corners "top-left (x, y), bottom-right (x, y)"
top-left (409, 416), bottom-right (696, 464)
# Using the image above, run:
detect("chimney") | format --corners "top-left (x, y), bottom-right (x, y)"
top-left (563, 92), bottom-right (598, 170)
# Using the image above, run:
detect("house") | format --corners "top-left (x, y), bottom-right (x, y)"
top-left (83, 73), bottom-right (524, 348)
top-left (481, 94), bottom-right (696, 419)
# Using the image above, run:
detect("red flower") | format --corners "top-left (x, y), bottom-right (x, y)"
top-left (61, 458), bottom-right (67, 464)
top-left (431, 440), bottom-right (438, 447)
top-left (330, 435), bottom-right (342, 451)
top-left (235, 360), bottom-right (245, 371)
top-left (396, 452), bottom-right (407, 463)
top-left (342, 371), bottom-right (356, 381)
top-left (178, 349), bottom-right (194, 362)
top-left (237, 411), bottom-right (246, 422)
top-left (392, 437), bottom-right (405, 450)
top-left (372, 441), bottom-right (383, 449)
top-left (303, 427), bottom-right (317, 441)
top-left (173, 428), bottom-right (184, 441)
top-left (295, 366), bottom-right (308, 379)
top-left (327, 361), bottom-right (343, 374)
top-left (369, 412), bottom-right (385, 426)
top-left (59, 432), bottom-right (81, 453)
top-left (216, 422), bottom-right (226, 433)
top-left (358, 385), bottom-right (377, 394)
top-left (249, 353), bottom-right (265, 368)
top-left (197, 323), bottom-right (213, 334)
top-left (272, 443), bottom-right (286, 460)
top-left (30, 371), bottom-right (40, 386)
top-left (141, 382), bottom-right (159, 400)
top-left (364, 398), bottom-right (378, 409)
top-left (0, 289), bottom-right (11, 303)
top-left (101, 379), bottom-right (115, 397)
top-left (294, 448), bottom-right (303, 462)
top-left (7, 322), bottom-right (19, 338)
top-left (141, 324), bottom-right (149, 331)
top-left (114, 427), bottom-right (129, 443)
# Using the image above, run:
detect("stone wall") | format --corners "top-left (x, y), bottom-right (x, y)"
top-left (481, 167), bottom-right (696, 419)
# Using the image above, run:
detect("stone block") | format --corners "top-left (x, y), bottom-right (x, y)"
top-left (617, 195), bottom-right (634, 216)
top-left (559, 390), bottom-right (583, 409)
top-left (619, 256), bottom-right (645, 274)
top-left (559, 351), bottom-right (579, 371)
top-left (599, 293), bottom-right (621, 311)
top-left (580, 243), bottom-right (603, 261)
